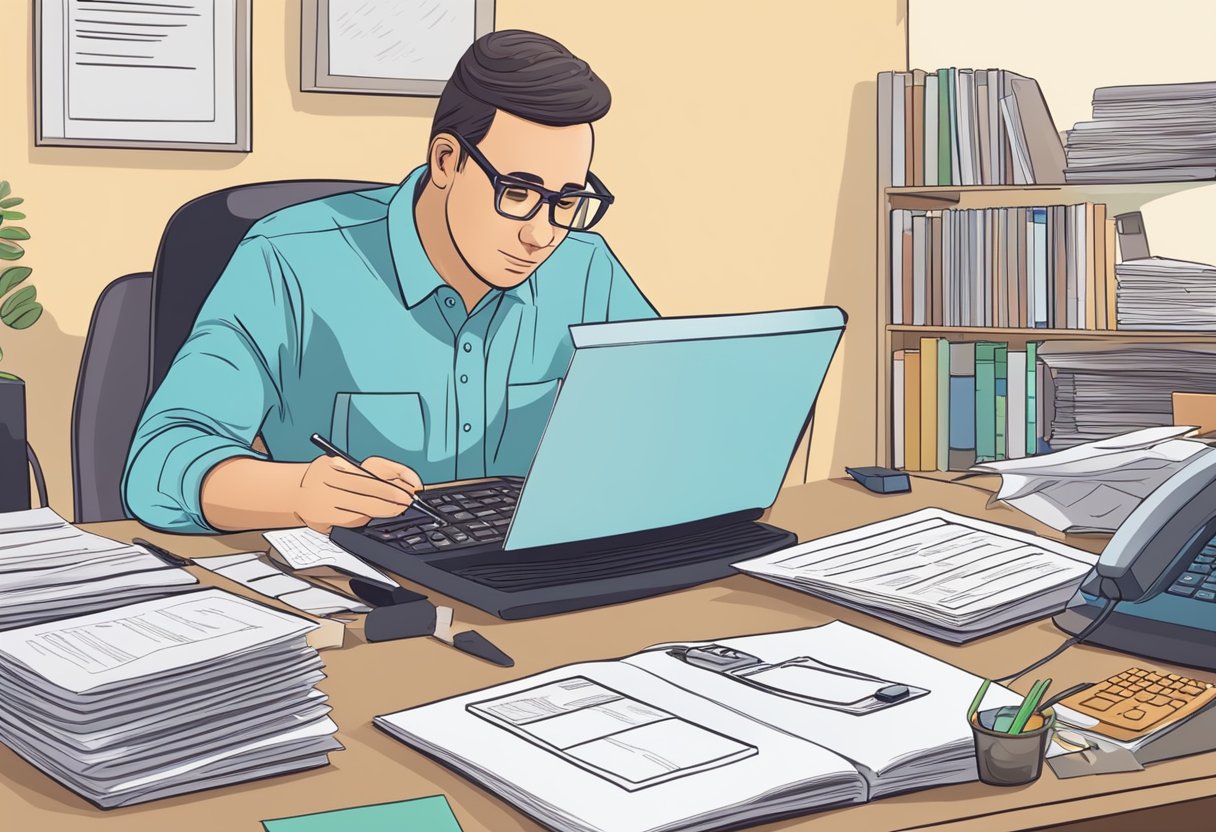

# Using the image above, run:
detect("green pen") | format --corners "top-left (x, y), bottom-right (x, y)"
top-left (967, 678), bottom-right (991, 722)
top-left (1008, 677), bottom-right (1051, 735)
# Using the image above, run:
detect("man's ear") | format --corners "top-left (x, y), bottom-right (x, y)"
top-left (428, 134), bottom-right (460, 189)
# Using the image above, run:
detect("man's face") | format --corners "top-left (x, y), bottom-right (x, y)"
top-left (443, 111), bottom-right (594, 289)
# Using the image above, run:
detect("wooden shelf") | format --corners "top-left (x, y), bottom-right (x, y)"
top-left (886, 325), bottom-right (1216, 349)
top-left (885, 181), bottom-right (1210, 213)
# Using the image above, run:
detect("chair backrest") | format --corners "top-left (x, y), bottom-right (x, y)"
top-left (148, 179), bottom-right (389, 395)
top-left (72, 272), bottom-right (153, 523)
top-left (73, 179), bottom-right (388, 523)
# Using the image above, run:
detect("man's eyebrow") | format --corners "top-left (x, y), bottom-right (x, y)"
top-left (506, 171), bottom-right (544, 184)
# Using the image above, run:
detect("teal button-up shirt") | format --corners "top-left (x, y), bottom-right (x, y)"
top-left (122, 166), bottom-right (658, 533)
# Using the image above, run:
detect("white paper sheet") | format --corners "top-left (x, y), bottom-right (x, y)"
top-left (264, 527), bottom-right (392, 585)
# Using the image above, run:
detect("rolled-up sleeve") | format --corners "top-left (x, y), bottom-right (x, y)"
top-left (123, 236), bottom-right (298, 533)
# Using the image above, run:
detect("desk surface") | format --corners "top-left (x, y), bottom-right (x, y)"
top-left (1, 477), bottom-right (1213, 832)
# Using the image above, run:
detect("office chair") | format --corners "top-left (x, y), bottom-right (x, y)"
top-left (71, 179), bottom-right (390, 524)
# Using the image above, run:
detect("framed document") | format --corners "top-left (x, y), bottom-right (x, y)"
top-left (35, 0), bottom-right (251, 152)
top-left (302, 0), bottom-right (495, 96)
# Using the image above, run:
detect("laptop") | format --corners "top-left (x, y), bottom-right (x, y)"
top-left (329, 306), bottom-right (847, 619)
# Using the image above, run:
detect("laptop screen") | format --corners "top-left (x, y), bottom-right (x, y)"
top-left (503, 306), bottom-right (847, 550)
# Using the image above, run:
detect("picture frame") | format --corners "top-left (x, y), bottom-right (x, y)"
top-left (301, 0), bottom-right (495, 97)
top-left (34, 0), bottom-right (251, 152)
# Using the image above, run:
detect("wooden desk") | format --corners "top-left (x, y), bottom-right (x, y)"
top-left (1, 477), bottom-right (1212, 831)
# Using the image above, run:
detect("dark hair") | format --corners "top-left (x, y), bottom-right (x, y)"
top-left (430, 30), bottom-right (611, 149)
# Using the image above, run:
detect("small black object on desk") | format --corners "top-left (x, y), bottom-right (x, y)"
top-left (845, 466), bottom-right (911, 494)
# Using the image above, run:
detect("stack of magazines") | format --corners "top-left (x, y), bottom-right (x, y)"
top-left (1116, 257), bottom-right (1216, 329)
top-left (1065, 81), bottom-right (1216, 182)
top-left (0, 588), bottom-right (340, 807)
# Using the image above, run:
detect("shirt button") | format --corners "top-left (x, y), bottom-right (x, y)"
top-left (462, 423), bottom-right (472, 433)
top-left (460, 374), bottom-right (469, 383)
top-left (462, 342), bottom-right (472, 353)
top-left (445, 297), bottom-right (456, 308)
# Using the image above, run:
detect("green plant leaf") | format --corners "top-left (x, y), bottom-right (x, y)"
top-left (0, 211), bottom-right (24, 222)
top-left (0, 286), bottom-right (36, 318)
top-left (0, 182), bottom-right (9, 200)
top-left (0, 267), bottom-right (32, 296)
top-left (0, 241), bottom-right (23, 261)
top-left (0, 227), bottom-right (29, 241)
top-left (0, 198), bottom-right (22, 209)
top-left (4, 302), bottom-right (42, 330)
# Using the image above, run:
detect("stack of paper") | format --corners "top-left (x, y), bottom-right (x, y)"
top-left (733, 509), bottom-right (1098, 642)
top-left (0, 589), bottom-right (341, 807)
top-left (0, 508), bottom-right (197, 629)
top-left (1039, 342), bottom-right (1216, 448)
top-left (1116, 257), bottom-right (1216, 329)
top-left (1065, 81), bottom-right (1216, 182)
top-left (197, 552), bottom-right (371, 616)
top-left (971, 426), bottom-right (1211, 533)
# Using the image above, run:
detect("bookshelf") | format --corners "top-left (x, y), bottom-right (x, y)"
top-left (874, 77), bottom-right (1215, 469)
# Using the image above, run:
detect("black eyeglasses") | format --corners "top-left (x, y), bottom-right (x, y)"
top-left (450, 133), bottom-right (614, 231)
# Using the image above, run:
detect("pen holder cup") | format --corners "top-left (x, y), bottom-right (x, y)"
top-left (970, 707), bottom-right (1056, 786)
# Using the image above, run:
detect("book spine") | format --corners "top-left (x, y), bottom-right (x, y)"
top-left (891, 209), bottom-right (904, 325)
top-left (913, 213), bottom-right (928, 325)
top-left (878, 72), bottom-right (893, 188)
top-left (893, 72), bottom-right (906, 187)
top-left (958, 69), bottom-right (974, 185)
top-left (1085, 203), bottom-right (1096, 329)
top-left (995, 343), bottom-right (1008, 459)
top-left (949, 341), bottom-right (977, 470)
top-left (912, 69), bottom-right (925, 187)
top-left (1066, 204), bottom-right (1078, 329)
top-left (938, 68), bottom-right (952, 185)
top-left (903, 211), bottom-right (915, 325)
top-left (905, 73), bottom-right (915, 188)
top-left (1026, 341), bottom-right (1038, 455)
top-left (1007, 350), bottom-right (1027, 460)
top-left (925, 73), bottom-right (939, 188)
top-left (936, 338), bottom-right (950, 472)
top-left (904, 350), bottom-right (922, 471)
top-left (975, 342), bottom-right (997, 463)
top-left (920, 337), bottom-right (939, 471)
top-left (1033, 207), bottom-right (1048, 328)
top-left (1094, 203), bottom-right (1108, 329)
top-left (931, 212), bottom-right (944, 326)
top-left (1105, 217), bottom-right (1118, 329)
top-left (976, 71), bottom-right (991, 185)
top-left (1054, 206), bottom-right (1067, 330)
top-left (949, 68), bottom-right (961, 186)
top-left (893, 351), bottom-right (905, 469)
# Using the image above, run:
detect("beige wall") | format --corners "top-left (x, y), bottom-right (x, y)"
top-left (2, 2), bottom-right (905, 519)
top-left (910, 0), bottom-right (1216, 265)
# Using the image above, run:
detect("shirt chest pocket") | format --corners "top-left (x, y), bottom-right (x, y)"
top-left (493, 378), bottom-right (561, 475)
top-left (331, 392), bottom-right (426, 463)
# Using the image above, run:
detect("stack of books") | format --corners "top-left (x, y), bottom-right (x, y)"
top-left (880, 69), bottom-right (1066, 187)
top-left (1116, 257), bottom-right (1216, 329)
top-left (891, 204), bottom-right (1117, 328)
top-left (1037, 342), bottom-right (1216, 448)
top-left (0, 588), bottom-right (341, 807)
top-left (1065, 81), bottom-right (1216, 183)
top-left (893, 338), bottom-right (1044, 471)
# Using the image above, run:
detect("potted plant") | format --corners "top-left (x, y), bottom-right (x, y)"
top-left (0, 180), bottom-right (44, 511)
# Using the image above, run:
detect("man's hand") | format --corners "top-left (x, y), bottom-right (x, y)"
top-left (292, 455), bottom-right (424, 533)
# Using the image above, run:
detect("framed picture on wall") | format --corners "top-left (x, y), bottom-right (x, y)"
top-left (302, 0), bottom-right (495, 96)
top-left (34, 0), bottom-right (251, 152)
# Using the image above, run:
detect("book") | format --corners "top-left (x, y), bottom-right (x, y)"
top-left (912, 69), bottom-right (926, 187)
top-left (948, 68), bottom-right (961, 185)
top-left (936, 338), bottom-right (950, 471)
top-left (937, 68), bottom-right (952, 184)
top-left (904, 350), bottom-right (922, 471)
top-left (975, 342), bottom-right (999, 462)
top-left (1007, 350), bottom-right (1027, 460)
top-left (262, 796), bottom-right (462, 832)
top-left (925, 72), bottom-right (939, 187)
top-left (892, 72), bottom-right (906, 186)
top-left (878, 72), bottom-right (893, 188)
top-left (995, 343), bottom-right (1008, 459)
top-left (893, 351), bottom-right (906, 469)
top-left (736, 510), bottom-right (1098, 642)
top-left (920, 337), bottom-right (938, 469)
top-left (0, 589), bottom-right (341, 807)
top-left (948, 342), bottom-right (977, 470)
top-left (375, 621), bottom-right (1027, 832)
top-left (1007, 74), bottom-right (1067, 183)
top-left (1026, 342), bottom-right (1039, 455)
top-left (1032, 207), bottom-right (1048, 327)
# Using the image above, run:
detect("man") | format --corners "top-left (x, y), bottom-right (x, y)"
top-left (122, 30), bottom-right (657, 535)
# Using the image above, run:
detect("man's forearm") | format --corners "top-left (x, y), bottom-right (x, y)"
top-left (200, 457), bottom-right (306, 531)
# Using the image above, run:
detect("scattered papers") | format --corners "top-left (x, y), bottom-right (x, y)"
top-left (1117, 257), bottom-right (1216, 330)
top-left (196, 552), bottom-right (370, 617)
top-left (0, 589), bottom-right (341, 807)
top-left (264, 527), bottom-right (392, 586)
top-left (971, 426), bottom-right (1211, 532)
top-left (0, 507), bottom-right (196, 630)
top-left (734, 508), bottom-right (1097, 642)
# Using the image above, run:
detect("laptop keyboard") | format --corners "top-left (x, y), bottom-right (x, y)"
top-left (363, 481), bottom-right (522, 554)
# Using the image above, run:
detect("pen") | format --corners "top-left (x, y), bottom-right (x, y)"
top-left (1008, 677), bottom-right (1052, 735)
top-left (133, 537), bottom-right (194, 568)
top-left (309, 433), bottom-right (447, 527)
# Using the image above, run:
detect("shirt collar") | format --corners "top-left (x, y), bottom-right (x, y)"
top-left (388, 165), bottom-right (536, 310)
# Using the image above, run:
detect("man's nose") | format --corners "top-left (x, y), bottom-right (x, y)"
top-left (519, 218), bottom-right (555, 253)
